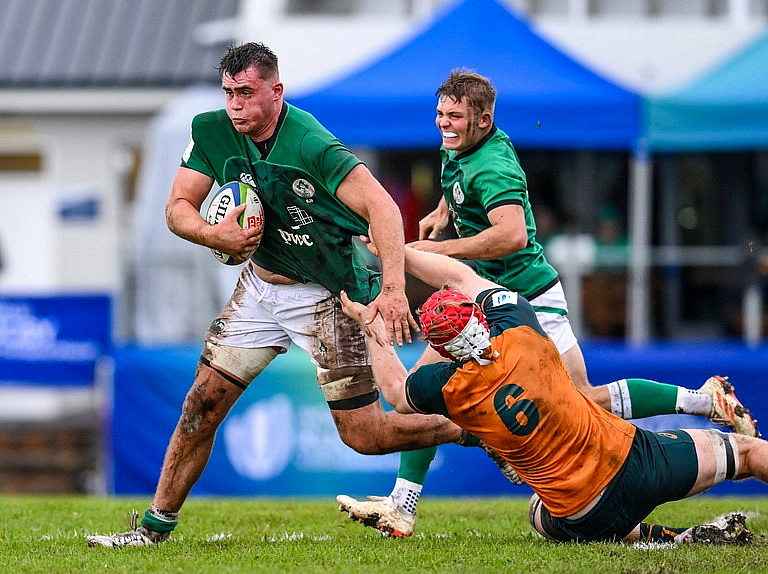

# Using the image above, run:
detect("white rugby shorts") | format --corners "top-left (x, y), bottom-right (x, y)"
top-left (528, 281), bottom-right (578, 355)
top-left (206, 261), bottom-right (369, 372)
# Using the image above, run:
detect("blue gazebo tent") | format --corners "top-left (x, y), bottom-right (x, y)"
top-left (290, 0), bottom-right (642, 150)
top-left (645, 28), bottom-right (768, 151)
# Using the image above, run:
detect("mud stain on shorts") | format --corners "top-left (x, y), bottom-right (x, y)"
top-left (310, 296), bottom-right (369, 370)
top-left (207, 277), bottom-right (248, 336)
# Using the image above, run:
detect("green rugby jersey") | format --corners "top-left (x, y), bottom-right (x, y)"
top-left (440, 125), bottom-right (558, 299)
top-left (182, 103), bottom-right (380, 303)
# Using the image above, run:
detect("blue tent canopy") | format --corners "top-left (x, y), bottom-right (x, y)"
top-left (289, 0), bottom-right (641, 150)
top-left (645, 29), bottom-right (768, 152)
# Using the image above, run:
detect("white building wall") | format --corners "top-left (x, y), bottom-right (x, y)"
top-left (242, 0), bottom-right (767, 95)
top-left (49, 117), bottom-right (145, 291)
top-left (0, 115), bottom-right (150, 294)
top-left (0, 171), bottom-right (56, 291)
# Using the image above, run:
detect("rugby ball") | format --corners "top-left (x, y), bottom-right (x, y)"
top-left (204, 181), bottom-right (265, 265)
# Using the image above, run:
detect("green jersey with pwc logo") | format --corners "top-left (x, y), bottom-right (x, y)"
top-left (182, 103), bottom-right (380, 303)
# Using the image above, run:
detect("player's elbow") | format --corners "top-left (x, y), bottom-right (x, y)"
top-left (379, 386), bottom-right (411, 414)
top-left (391, 396), bottom-right (414, 414)
top-left (164, 203), bottom-right (178, 233)
top-left (494, 232), bottom-right (528, 257)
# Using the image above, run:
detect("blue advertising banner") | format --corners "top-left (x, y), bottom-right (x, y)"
top-left (111, 340), bottom-right (768, 498)
top-left (111, 343), bottom-right (518, 497)
top-left (0, 294), bottom-right (112, 385)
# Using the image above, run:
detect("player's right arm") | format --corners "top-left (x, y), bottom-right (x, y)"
top-left (340, 247), bottom-right (496, 412)
top-left (165, 166), bottom-right (260, 261)
top-left (361, 236), bottom-right (498, 302)
top-left (418, 196), bottom-right (450, 240)
top-left (403, 246), bottom-right (497, 301)
top-left (410, 203), bottom-right (527, 260)
top-left (339, 290), bottom-right (415, 414)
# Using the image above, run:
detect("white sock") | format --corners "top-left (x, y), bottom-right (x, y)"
top-left (606, 379), bottom-right (632, 419)
top-left (390, 478), bottom-right (422, 516)
top-left (675, 388), bottom-right (712, 416)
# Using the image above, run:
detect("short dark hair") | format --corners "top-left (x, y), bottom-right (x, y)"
top-left (435, 69), bottom-right (496, 118)
top-left (219, 42), bottom-right (279, 80)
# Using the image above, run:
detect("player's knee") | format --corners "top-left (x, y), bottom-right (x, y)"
top-left (703, 429), bottom-right (741, 482)
top-left (338, 429), bottom-right (388, 455)
top-left (737, 434), bottom-right (768, 479)
top-left (321, 365), bottom-right (389, 454)
top-left (178, 373), bottom-right (237, 434)
top-left (334, 410), bottom-right (392, 454)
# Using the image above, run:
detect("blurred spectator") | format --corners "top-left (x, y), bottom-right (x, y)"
top-left (594, 204), bottom-right (629, 269)
top-left (533, 203), bottom-right (566, 251)
top-left (582, 204), bottom-right (629, 338)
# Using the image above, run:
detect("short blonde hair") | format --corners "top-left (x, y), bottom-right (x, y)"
top-left (435, 69), bottom-right (496, 118)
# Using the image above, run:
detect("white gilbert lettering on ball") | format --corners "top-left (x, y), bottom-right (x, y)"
top-left (279, 228), bottom-right (314, 246)
top-left (212, 194), bottom-right (231, 223)
top-left (490, 290), bottom-right (518, 307)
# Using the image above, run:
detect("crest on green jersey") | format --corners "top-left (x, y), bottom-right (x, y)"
top-left (292, 178), bottom-right (315, 199)
top-left (452, 181), bottom-right (465, 204)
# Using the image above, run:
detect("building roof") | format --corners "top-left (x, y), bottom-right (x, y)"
top-left (0, 0), bottom-right (239, 88)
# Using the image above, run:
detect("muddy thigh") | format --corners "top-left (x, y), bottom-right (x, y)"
top-left (310, 296), bottom-right (369, 370)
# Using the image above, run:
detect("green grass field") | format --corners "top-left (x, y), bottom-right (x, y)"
top-left (1, 495), bottom-right (766, 573)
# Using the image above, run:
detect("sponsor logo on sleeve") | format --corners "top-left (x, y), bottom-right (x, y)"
top-left (490, 290), bottom-right (518, 308)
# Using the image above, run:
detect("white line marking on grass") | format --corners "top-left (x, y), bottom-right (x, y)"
top-left (266, 532), bottom-right (332, 542)
top-left (632, 541), bottom-right (677, 550)
top-left (206, 533), bottom-right (233, 542)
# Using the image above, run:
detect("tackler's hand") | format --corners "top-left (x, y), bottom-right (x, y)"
top-left (340, 291), bottom-right (389, 347)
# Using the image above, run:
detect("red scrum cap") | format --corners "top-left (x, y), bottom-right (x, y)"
top-left (419, 289), bottom-right (491, 361)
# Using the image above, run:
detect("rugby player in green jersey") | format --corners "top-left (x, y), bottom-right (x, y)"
top-left (337, 69), bottom-right (759, 537)
top-left (86, 43), bottom-right (477, 548)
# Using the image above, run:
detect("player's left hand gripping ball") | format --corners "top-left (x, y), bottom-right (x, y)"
top-left (204, 181), bottom-right (265, 265)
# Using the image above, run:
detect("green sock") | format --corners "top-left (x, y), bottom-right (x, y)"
top-left (141, 508), bottom-right (178, 533)
top-left (607, 378), bottom-right (679, 419)
top-left (397, 447), bottom-right (438, 484)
